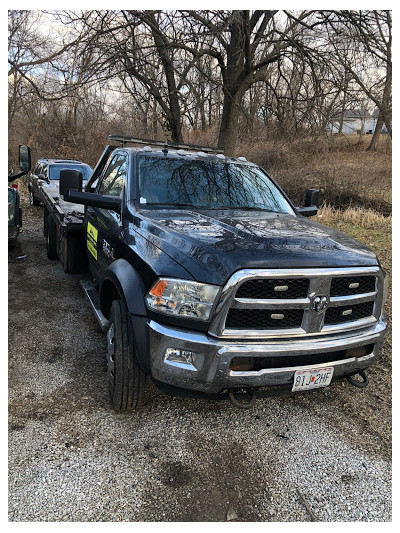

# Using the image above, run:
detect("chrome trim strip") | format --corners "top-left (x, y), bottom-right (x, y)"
top-left (322, 316), bottom-right (377, 332)
top-left (329, 292), bottom-right (377, 306)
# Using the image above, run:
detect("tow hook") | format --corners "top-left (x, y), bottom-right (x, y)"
top-left (228, 388), bottom-right (257, 409)
top-left (346, 370), bottom-right (369, 388)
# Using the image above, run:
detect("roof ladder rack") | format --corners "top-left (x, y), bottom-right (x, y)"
top-left (108, 135), bottom-right (223, 154)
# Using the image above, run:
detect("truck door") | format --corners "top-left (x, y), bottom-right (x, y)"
top-left (85, 151), bottom-right (128, 279)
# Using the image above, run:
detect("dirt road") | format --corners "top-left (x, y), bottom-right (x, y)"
top-left (8, 201), bottom-right (392, 522)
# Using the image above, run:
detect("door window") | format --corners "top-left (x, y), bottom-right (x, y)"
top-left (99, 154), bottom-right (127, 197)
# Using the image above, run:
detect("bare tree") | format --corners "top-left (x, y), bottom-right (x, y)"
top-left (326, 10), bottom-right (392, 149)
top-left (9, 9), bottom-right (392, 161)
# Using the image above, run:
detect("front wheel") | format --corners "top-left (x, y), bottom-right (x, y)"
top-left (106, 299), bottom-right (146, 411)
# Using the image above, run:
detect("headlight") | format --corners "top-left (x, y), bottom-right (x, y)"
top-left (146, 278), bottom-right (220, 321)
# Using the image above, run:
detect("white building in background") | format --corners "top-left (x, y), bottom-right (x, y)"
top-left (327, 108), bottom-right (388, 134)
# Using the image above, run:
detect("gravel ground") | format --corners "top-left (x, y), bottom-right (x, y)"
top-left (8, 202), bottom-right (392, 522)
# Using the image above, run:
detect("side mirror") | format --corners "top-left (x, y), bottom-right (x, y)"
top-left (60, 169), bottom-right (83, 199)
top-left (297, 189), bottom-right (320, 217)
top-left (18, 145), bottom-right (31, 173)
top-left (305, 189), bottom-right (320, 208)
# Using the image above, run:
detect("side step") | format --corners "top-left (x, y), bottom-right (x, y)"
top-left (80, 279), bottom-right (110, 332)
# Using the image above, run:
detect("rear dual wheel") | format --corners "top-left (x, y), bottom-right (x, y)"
top-left (106, 299), bottom-right (146, 411)
top-left (46, 215), bottom-right (58, 259)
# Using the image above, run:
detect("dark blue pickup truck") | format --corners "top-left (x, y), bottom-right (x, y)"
top-left (40, 136), bottom-right (388, 410)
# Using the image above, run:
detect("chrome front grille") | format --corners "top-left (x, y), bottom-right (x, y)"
top-left (235, 278), bottom-right (309, 299)
top-left (209, 266), bottom-right (385, 339)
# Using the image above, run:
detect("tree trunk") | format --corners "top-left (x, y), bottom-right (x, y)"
top-left (208, 88), bottom-right (213, 129)
top-left (200, 96), bottom-right (206, 132)
top-left (143, 12), bottom-right (183, 143)
top-left (218, 89), bottom-right (242, 155)
top-left (366, 111), bottom-right (384, 151)
top-left (151, 101), bottom-right (158, 139)
top-left (380, 68), bottom-right (392, 138)
top-left (167, 92), bottom-right (183, 143)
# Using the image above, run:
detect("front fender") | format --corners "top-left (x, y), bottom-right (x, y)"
top-left (99, 258), bottom-right (147, 319)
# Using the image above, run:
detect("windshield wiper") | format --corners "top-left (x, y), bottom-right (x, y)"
top-left (221, 206), bottom-right (278, 213)
top-left (146, 203), bottom-right (210, 209)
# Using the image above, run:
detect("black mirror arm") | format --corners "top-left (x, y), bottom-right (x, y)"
top-left (67, 190), bottom-right (122, 213)
top-left (8, 171), bottom-right (27, 183)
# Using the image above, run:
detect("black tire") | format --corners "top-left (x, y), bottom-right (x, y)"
top-left (46, 215), bottom-right (58, 259)
top-left (106, 299), bottom-right (146, 411)
top-left (29, 188), bottom-right (40, 206)
top-left (43, 208), bottom-right (48, 237)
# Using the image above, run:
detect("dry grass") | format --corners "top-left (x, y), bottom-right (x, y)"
top-left (317, 204), bottom-right (391, 229)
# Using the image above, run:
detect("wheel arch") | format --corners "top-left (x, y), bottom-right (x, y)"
top-left (99, 259), bottom-right (147, 320)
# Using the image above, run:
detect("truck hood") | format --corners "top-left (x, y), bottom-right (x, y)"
top-left (135, 208), bottom-right (378, 285)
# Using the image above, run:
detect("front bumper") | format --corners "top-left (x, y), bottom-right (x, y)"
top-left (148, 316), bottom-right (388, 394)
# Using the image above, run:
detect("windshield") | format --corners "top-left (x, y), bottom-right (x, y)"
top-left (48, 164), bottom-right (92, 181)
top-left (138, 156), bottom-right (294, 214)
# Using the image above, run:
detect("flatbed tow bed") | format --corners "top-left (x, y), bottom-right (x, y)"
top-left (40, 185), bottom-right (88, 274)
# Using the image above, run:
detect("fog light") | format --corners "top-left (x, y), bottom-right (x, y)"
top-left (164, 348), bottom-right (202, 371)
top-left (165, 348), bottom-right (194, 364)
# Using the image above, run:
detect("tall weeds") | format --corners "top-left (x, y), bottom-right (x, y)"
top-left (317, 204), bottom-right (391, 229)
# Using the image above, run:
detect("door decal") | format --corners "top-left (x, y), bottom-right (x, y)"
top-left (87, 222), bottom-right (98, 259)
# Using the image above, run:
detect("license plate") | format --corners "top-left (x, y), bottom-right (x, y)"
top-left (292, 367), bottom-right (334, 392)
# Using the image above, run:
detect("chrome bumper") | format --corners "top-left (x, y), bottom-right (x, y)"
top-left (148, 316), bottom-right (388, 394)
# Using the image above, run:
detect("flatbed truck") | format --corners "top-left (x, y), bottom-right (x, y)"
top-left (39, 136), bottom-right (388, 410)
